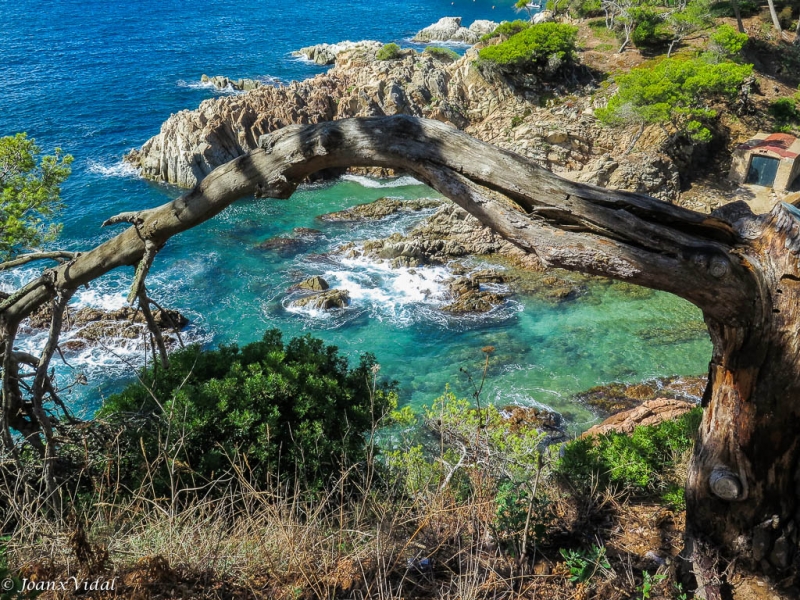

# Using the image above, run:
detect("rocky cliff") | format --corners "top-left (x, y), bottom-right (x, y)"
top-left (127, 41), bottom-right (680, 200)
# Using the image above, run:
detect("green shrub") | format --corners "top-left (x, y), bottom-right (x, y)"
top-left (100, 330), bottom-right (398, 494)
top-left (707, 24), bottom-right (748, 61)
top-left (596, 57), bottom-right (753, 142)
top-left (423, 46), bottom-right (460, 61)
top-left (571, 0), bottom-right (603, 18)
top-left (779, 6), bottom-right (794, 29)
top-left (383, 389), bottom-right (552, 556)
top-left (478, 22), bottom-right (579, 74)
top-left (480, 19), bottom-right (531, 42)
top-left (556, 407), bottom-right (701, 496)
top-left (710, 0), bottom-right (758, 17)
top-left (769, 97), bottom-right (800, 127)
top-left (376, 42), bottom-right (401, 61)
top-left (630, 7), bottom-right (671, 48)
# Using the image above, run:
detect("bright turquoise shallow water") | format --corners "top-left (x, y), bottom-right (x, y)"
top-left (0, 0), bottom-right (711, 427)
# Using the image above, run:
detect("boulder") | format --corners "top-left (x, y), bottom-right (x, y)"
top-left (441, 290), bottom-right (505, 313)
top-left (293, 276), bottom-right (330, 291)
top-left (201, 74), bottom-right (262, 92)
top-left (293, 41), bottom-right (383, 65)
top-left (291, 289), bottom-right (350, 310)
top-left (581, 398), bottom-right (696, 437)
top-left (532, 10), bottom-right (555, 23)
top-left (468, 20), bottom-right (499, 36)
top-left (412, 17), bottom-right (480, 44)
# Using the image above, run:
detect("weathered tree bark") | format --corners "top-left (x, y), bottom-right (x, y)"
top-left (0, 116), bottom-right (798, 590)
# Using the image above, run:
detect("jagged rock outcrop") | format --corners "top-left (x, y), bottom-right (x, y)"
top-left (22, 305), bottom-right (189, 352)
top-left (577, 376), bottom-right (707, 416)
top-left (411, 17), bottom-right (497, 44)
top-left (319, 197), bottom-right (441, 221)
top-left (201, 74), bottom-right (262, 91)
top-left (338, 202), bottom-right (543, 270)
top-left (442, 270), bottom-right (510, 313)
top-left (581, 398), bottom-right (696, 437)
top-left (293, 41), bottom-right (383, 65)
top-left (291, 289), bottom-right (350, 310)
top-left (128, 42), bottom-right (679, 199)
top-left (291, 276), bottom-right (329, 291)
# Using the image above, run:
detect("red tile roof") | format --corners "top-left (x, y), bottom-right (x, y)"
top-left (738, 133), bottom-right (799, 159)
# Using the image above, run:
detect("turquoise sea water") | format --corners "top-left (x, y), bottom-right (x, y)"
top-left (0, 0), bottom-right (711, 427)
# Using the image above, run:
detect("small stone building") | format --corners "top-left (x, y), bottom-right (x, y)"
top-left (729, 133), bottom-right (800, 191)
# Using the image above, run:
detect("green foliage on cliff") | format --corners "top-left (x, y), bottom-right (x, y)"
top-left (480, 19), bottom-right (532, 42)
top-left (478, 22), bottom-right (578, 74)
top-left (707, 24), bottom-right (748, 61)
top-left (769, 98), bottom-right (800, 131)
top-left (100, 330), bottom-right (398, 493)
top-left (556, 407), bottom-right (701, 506)
top-left (424, 46), bottom-right (460, 61)
top-left (376, 42), bottom-right (401, 61)
top-left (596, 57), bottom-right (752, 142)
top-left (0, 133), bottom-right (72, 260)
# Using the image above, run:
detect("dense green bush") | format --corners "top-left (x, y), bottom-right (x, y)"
top-left (630, 7), bottom-right (672, 48)
top-left (556, 408), bottom-right (701, 506)
top-left (376, 42), bottom-right (401, 61)
top-left (707, 23), bottom-right (748, 62)
top-left (100, 330), bottom-right (397, 494)
top-left (569, 0), bottom-right (603, 18)
top-left (480, 19), bottom-right (531, 42)
top-left (769, 97), bottom-right (800, 130)
top-left (710, 0), bottom-right (758, 17)
top-left (596, 57), bottom-right (753, 142)
top-left (423, 46), bottom-right (460, 61)
top-left (478, 22), bottom-right (579, 74)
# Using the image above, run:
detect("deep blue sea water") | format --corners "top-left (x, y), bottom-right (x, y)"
top-left (0, 0), bottom-right (711, 428)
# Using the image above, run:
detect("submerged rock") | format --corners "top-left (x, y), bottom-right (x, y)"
top-left (441, 290), bottom-right (506, 313)
top-left (576, 376), bottom-right (707, 417)
top-left (291, 289), bottom-right (350, 310)
top-left (499, 405), bottom-right (566, 443)
top-left (319, 197), bottom-right (441, 222)
top-left (441, 270), bottom-right (510, 313)
top-left (258, 228), bottom-right (323, 252)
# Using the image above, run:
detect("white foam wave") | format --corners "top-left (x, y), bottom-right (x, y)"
top-left (403, 37), bottom-right (470, 48)
top-left (71, 288), bottom-right (128, 311)
top-left (87, 159), bottom-right (140, 178)
top-left (340, 174), bottom-right (423, 188)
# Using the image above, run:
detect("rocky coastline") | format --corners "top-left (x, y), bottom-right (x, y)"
top-left (125, 27), bottom-right (682, 201)
top-left (21, 304), bottom-right (189, 352)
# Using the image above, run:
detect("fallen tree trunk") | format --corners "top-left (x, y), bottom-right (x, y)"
top-left (1, 115), bottom-right (798, 592)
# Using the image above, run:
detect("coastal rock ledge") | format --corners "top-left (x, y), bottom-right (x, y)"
top-left (411, 17), bottom-right (497, 44)
top-left (127, 39), bottom-right (681, 201)
top-left (293, 41), bottom-right (382, 65)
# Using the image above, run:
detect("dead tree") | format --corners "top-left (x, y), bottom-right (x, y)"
top-left (0, 116), bottom-right (798, 592)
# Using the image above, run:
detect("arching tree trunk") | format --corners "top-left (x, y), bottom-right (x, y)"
top-left (1, 116), bottom-right (798, 591)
